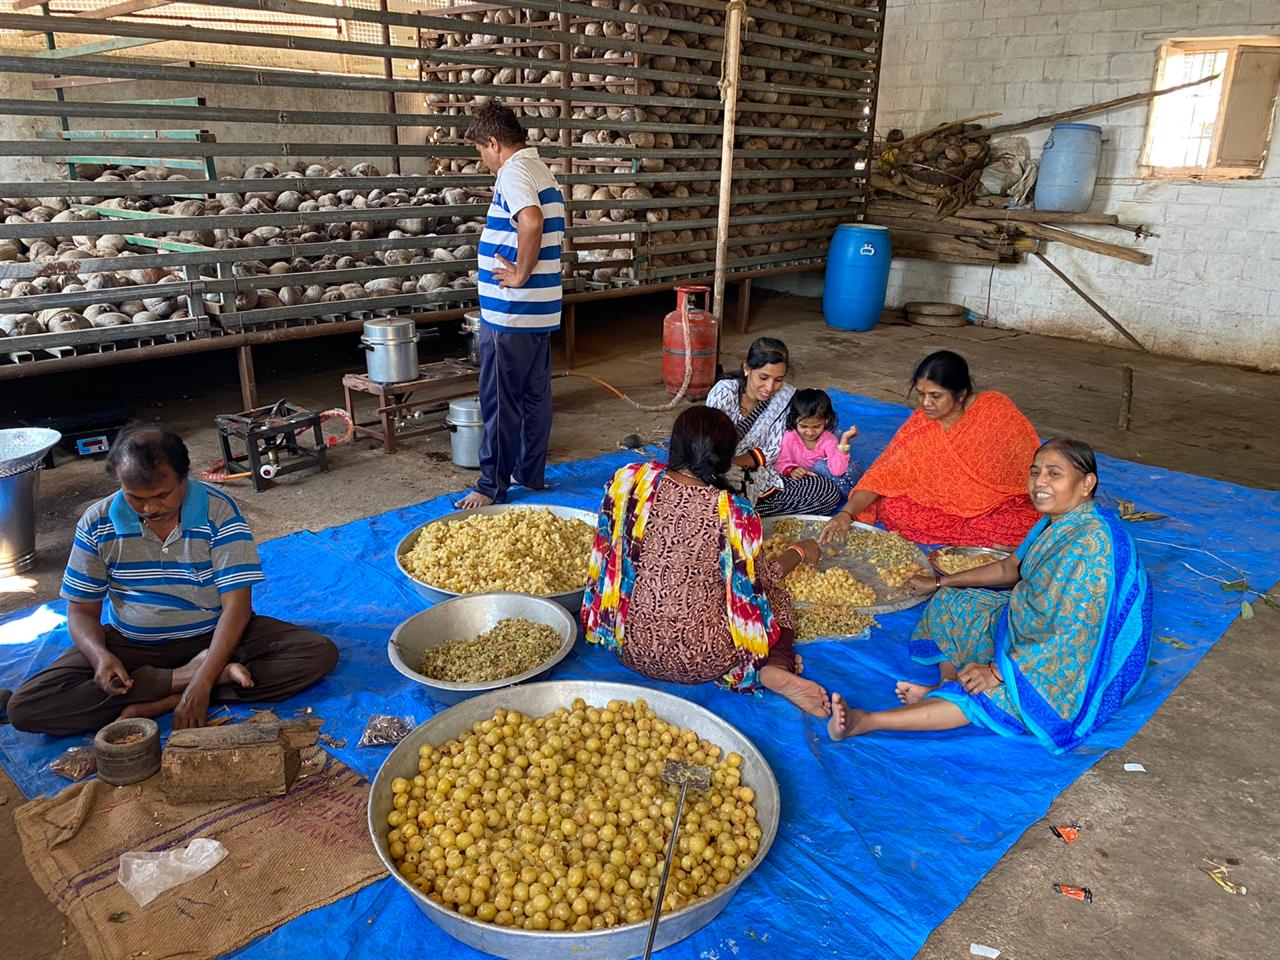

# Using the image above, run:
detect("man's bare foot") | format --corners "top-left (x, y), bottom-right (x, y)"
top-left (760, 665), bottom-right (830, 717)
top-left (895, 680), bottom-right (936, 705)
top-left (221, 663), bottom-right (253, 688)
top-left (120, 694), bottom-right (182, 720)
top-left (172, 651), bottom-right (254, 692)
top-left (456, 491), bottom-right (495, 510)
top-left (827, 692), bottom-right (872, 742)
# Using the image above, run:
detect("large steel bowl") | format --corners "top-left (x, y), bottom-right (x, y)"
top-left (368, 681), bottom-right (780, 960)
top-left (395, 504), bottom-right (598, 612)
top-left (389, 592), bottom-right (579, 705)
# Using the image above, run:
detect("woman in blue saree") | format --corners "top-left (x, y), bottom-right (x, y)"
top-left (828, 438), bottom-right (1152, 754)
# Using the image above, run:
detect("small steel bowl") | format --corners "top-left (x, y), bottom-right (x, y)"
top-left (368, 680), bottom-right (780, 959)
top-left (389, 592), bottom-right (578, 705)
top-left (927, 545), bottom-right (1011, 576)
top-left (395, 504), bottom-right (598, 613)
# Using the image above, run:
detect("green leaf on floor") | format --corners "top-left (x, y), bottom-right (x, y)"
top-left (1240, 600), bottom-right (1254, 621)
top-left (1221, 579), bottom-right (1249, 592)
top-left (1158, 635), bottom-right (1191, 650)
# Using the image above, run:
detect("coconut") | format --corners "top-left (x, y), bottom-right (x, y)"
top-left (364, 278), bottom-right (401, 295)
top-left (89, 312), bottom-right (132, 328)
top-left (49, 311), bottom-right (93, 332)
top-left (1, 314), bottom-right (43, 336)
top-left (416, 272), bottom-right (448, 293)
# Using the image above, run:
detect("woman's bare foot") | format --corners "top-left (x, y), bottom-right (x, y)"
top-left (120, 694), bottom-right (182, 720)
top-left (760, 665), bottom-right (830, 717)
top-left (895, 680), bottom-right (936, 705)
top-left (457, 491), bottom-right (495, 509)
top-left (827, 693), bottom-right (872, 742)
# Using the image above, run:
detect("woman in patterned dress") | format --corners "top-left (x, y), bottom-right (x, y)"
top-left (821, 350), bottom-right (1041, 547)
top-left (827, 439), bottom-right (1153, 753)
top-left (705, 337), bottom-right (844, 517)
top-left (582, 406), bottom-right (831, 717)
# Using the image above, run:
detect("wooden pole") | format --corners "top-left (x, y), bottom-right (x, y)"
top-left (1034, 252), bottom-right (1146, 351)
top-left (378, 0), bottom-right (400, 176)
top-left (236, 343), bottom-right (258, 410)
top-left (1017, 220), bottom-right (1151, 264)
top-left (711, 0), bottom-right (745, 363)
top-left (1118, 365), bottom-right (1133, 430)
top-left (970, 74), bottom-right (1221, 140)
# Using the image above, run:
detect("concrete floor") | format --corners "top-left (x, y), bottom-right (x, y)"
top-left (2, 291), bottom-right (1277, 959)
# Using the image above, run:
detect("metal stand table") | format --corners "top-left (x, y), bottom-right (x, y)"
top-left (343, 359), bottom-right (479, 454)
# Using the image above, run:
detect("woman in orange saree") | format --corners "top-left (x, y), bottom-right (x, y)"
top-left (821, 351), bottom-right (1040, 547)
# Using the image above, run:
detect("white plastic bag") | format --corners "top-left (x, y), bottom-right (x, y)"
top-left (118, 838), bottom-right (228, 907)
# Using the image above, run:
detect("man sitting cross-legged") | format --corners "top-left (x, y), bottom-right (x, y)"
top-left (6, 422), bottom-right (338, 735)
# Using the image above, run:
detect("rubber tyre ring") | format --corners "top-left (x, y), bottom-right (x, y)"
top-left (94, 717), bottom-right (161, 785)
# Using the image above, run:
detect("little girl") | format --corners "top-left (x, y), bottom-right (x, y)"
top-left (776, 389), bottom-right (860, 495)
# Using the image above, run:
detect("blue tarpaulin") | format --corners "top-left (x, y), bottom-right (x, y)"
top-left (2, 388), bottom-right (1278, 960)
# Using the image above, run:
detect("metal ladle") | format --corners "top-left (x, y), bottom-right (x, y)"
top-left (641, 758), bottom-right (712, 960)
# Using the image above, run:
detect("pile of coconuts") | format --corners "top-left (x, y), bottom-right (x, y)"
top-left (0, 161), bottom-right (489, 338)
top-left (426, 0), bottom-right (875, 274)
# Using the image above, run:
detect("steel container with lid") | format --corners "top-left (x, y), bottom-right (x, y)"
top-left (443, 396), bottom-right (483, 468)
top-left (461, 310), bottom-right (481, 366)
top-left (360, 317), bottom-right (419, 383)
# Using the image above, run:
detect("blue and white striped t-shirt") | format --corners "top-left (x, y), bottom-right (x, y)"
top-left (61, 481), bottom-right (266, 644)
top-left (477, 147), bottom-right (565, 333)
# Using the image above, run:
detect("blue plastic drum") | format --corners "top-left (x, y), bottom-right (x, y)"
top-left (1036, 123), bottom-right (1102, 213)
top-left (823, 223), bottom-right (891, 332)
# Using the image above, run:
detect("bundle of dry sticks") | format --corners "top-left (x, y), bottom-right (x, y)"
top-left (865, 75), bottom-right (1218, 268)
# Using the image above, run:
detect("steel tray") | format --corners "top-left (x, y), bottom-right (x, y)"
top-left (762, 514), bottom-right (933, 615)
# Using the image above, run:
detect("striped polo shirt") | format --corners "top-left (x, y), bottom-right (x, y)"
top-left (477, 147), bottom-right (565, 333)
top-left (61, 480), bottom-right (266, 644)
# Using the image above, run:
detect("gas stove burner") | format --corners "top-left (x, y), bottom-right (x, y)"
top-left (214, 399), bottom-right (328, 492)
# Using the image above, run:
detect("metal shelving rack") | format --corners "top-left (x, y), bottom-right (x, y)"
top-left (0, 0), bottom-right (883, 402)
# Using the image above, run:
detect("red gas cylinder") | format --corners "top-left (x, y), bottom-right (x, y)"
top-left (662, 285), bottom-right (717, 399)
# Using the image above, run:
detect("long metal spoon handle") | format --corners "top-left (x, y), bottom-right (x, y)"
top-left (642, 781), bottom-right (689, 960)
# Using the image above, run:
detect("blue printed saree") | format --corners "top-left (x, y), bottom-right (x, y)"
top-left (909, 500), bottom-right (1152, 753)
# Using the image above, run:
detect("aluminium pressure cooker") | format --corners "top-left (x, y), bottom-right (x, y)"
top-left (360, 318), bottom-right (419, 383)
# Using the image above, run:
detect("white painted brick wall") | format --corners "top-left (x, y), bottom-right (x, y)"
top-left (868, 0), bottom-right (1280, 371)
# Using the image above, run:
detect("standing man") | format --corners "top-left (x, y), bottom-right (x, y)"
top-left (5, 422), bottom-right (338, 734)
top-left (457, 101), bottom-right (565, 508)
